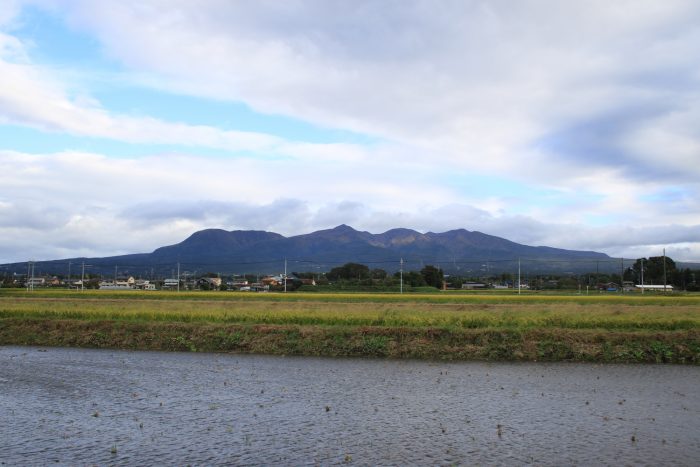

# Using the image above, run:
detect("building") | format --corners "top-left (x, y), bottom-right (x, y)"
top-left (261, 276), bottom-right (280, 286)
top-left (635, 284), bottom-right (674, 292)
top-left (99, 276), bottom-right (136, 290)
top-left (163, 278), bottom-right (180, 289)
top-left (598, 282), bottom-right (619, 292)
top-left (98, 281), bottom-right (132, 290)
top-left (196, 277), bottom-right (222, 289)
top-left (135, 280), bottom-right (156, 290)
top-left (27, 277), bottom-right (46, 287)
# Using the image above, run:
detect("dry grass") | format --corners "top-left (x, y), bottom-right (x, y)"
top-left (2, 291), bottom-right (698, 362)
top-left (1, 295), bottom-right (698, 331)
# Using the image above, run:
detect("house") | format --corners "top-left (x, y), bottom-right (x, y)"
top-left (135, 280), bottom-right (156, 290)
top-left (261, 276), bottom-right (280, 286)
top-left (197, 277), bottom-right (222, 289)
top-left (598, 282), bottom-right (619, 292)
top-left (99, 276), bottom-right (136, 290)
top-left (300, 278), bottom-right (316, 286)
top-left (117, 276), bottom-right (136, 286)
top-left (27, 277), bottom-right (46, 287)
top-left (227, 279), bottom-right (250, 290)
top-left (462, 282), bottom-right (487, 289)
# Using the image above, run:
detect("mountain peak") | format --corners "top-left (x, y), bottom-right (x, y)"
top-left (331, 224), bottom-right (357, 232)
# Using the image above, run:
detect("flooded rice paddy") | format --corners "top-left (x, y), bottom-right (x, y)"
top-left (1, 346), bottom-right (699, 465)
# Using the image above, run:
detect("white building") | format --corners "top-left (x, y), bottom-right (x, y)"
top-left (635, 284), bottom-right (673, 291)
top-left (163, 278), bottom-right (180, 289)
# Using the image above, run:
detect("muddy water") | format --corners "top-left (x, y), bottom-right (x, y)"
top-left (1, 347), bottom-right (698, 466)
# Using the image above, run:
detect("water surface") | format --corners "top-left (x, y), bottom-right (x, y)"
top-left (1, 346), bottom-right (698, 465)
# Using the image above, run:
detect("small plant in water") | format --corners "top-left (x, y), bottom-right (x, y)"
top-left (110, 444), bottom-right (117, 455)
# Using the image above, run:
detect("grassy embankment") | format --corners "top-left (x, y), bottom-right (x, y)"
top-left (1, 289), bottom-right (699, 362)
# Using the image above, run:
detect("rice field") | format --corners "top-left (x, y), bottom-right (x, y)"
top-left (2, 289), bottom-right (698, 362)
top-left (1, 289), bottom-right (699, 331)
top-left (1, 287), bottom-right (699, 305)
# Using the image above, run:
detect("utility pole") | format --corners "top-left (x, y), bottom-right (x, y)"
top-left (284, 258), bottom-right (287, 293)
top-left (620, 258), bottom-right (624, 294)
top-left (177, 262), bottom-right (180, 292)
top-left (81, 262), bottom-right (90, 291)
top-left (400, 258), bottom-right (404, 294)
top-left (68, 261), bottom-right (72, 288)
top-left (27, 260), bottom-right (35, 292)
top-left (641, 258), bottom-right (645, 294)
top-left (518, 258), bottom-right (521, 295)
top-left (663, 248), bottom-right (668, 293)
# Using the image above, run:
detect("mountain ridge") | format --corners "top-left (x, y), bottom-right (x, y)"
top-left (1, 224), bottom-right (617, 276)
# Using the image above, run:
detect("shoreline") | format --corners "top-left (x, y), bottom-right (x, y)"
top-left (2, 318), bottom-right (698, 363)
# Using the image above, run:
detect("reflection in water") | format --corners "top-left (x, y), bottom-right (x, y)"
top-left (1, 346), bottom-right (699, 465)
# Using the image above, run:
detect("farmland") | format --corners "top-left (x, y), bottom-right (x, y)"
top-left (1, 289), bottom-right (699, 363)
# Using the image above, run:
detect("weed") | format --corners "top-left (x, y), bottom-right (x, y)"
top-left (362, 336), bottom-right (388, 356)
top-left (650, 341), bottom-right (674, 363)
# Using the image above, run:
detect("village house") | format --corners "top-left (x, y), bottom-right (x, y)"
top-left (98, 276), bottom-right (135, 290)
top-left (196, 277), bottom-right (222, 289)
top-left (597, 282), bottom-right (619, 292)
top-left (261, 276), bottom-right (280, 286)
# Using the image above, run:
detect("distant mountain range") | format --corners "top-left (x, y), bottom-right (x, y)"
top-left (3, 225), bottom-right (619, 277)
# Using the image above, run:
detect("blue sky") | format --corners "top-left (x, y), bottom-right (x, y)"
top-left (1, 0), bottom-right (699, 263)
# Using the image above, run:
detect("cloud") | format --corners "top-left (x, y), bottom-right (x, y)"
top-left (0, 49), bottom-right (300, 154)
top-left (40, 0), bottom-right (700, 182)
top-left (1, 2), bottom-right (700, 264)
top-left (2, 147), bottom-right (698, 264)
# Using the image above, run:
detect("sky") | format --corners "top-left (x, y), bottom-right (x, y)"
top-left (1, 0), bottom-right (699, 264)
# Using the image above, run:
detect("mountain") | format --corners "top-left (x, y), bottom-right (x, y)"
top-left (3, 225), bottom-right (615, 277)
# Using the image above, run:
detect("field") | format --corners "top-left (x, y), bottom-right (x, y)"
top-left (1, 289), bottom-right (699, 363)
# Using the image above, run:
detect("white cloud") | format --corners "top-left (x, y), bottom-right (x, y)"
top-left (0, 51), bottom-right (293, 153)
top-left (1, 149), bottom-right (699, 264)
top-left (40, 0), bottom-right (699, 180)
top-left (1, 2), bottom-right (700, 264)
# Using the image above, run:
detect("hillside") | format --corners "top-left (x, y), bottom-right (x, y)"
top-left (2, 225), bottom-right (614, 276)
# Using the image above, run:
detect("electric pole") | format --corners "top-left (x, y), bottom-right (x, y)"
top-left (81, 262), bottom-right (91, 291)
top-left (284, 258), bottom-right (287, 293)
top-left (663, 248), bottom-right (667, 293)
